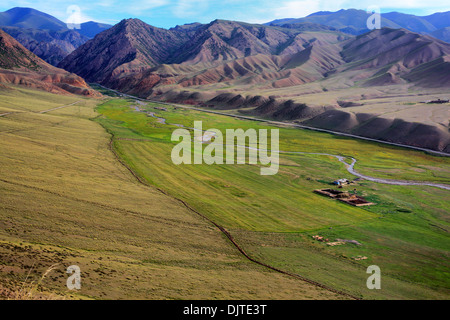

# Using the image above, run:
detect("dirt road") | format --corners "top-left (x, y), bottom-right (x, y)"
top-left (0, 101), bottom-right (81, 118)
top-left (133, 104), bottom-right (450, 191)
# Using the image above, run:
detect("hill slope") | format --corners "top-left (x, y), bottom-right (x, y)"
top-left (339, 28), bottom-right (450, 87)
top-left (1, 26), bottom-right (89, 65)
top-left (59, 19), bottom-right (189, 83)
top-left (78, 21), bottom-right (112, 39)
top-left (0, 7), bottom-right (112, 36)
top-left (57, 20), bottom-right (450, 152)
top-left (0, 8), bottom-right (111, 65)
top-left (431, 27), bottom-right (450, 43)
top-left (59, 18), bottom-right (350, 86)
top-left (0, 29), bottom-right (100, 96)
top-left (267, 9), bottom-right (401, 35)
top-left (73, 24), bottom-right (450, 93)
top-left (0, 89), bottom-right (340, 300)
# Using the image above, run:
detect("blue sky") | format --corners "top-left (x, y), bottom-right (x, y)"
top-left (1, 0), bottom-right (449, 28)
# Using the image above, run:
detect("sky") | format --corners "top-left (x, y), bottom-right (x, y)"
top-left (1, 0), bottom-right (449, 28)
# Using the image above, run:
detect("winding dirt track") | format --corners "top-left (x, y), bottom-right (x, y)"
top-left (38, 101), bottom-right (81, 114)
top-left (337, 157), bottom-right (450, 190)
top-left (106, 133), bottom-right (361, 300)
top-left (96, 84), bottom-right (450, 157)
top-left (278, 152), bottom-right (450, 191)
top-left (2, 100), bottom-right (359, 299)
top-left (139, 103), bottom-right (450, 191)
top-left (0, 101), bottom-right (81, 117)
top-left (101, 87), bottom-right (448, 300)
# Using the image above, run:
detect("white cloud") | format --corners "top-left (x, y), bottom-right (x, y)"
top-left (125, 0), bottom-right (170, 15)
top-left (273, 1), bottom-right (321, 19)
top-left (173, 0), bottom-right (208, 18)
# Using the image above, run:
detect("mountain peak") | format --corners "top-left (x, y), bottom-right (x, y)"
top-left (6, 7), bottom-right (44, 14)
top-left (115, 18), bottom-right (165, 33)
top-left (115, 18), bottom-right (140, 29)
top-left (0, 7), bottom-right (67, 31)
top-left (59, 18), bottom-right (190, 82)
top-left (121, 18), bottom-right (143, 24)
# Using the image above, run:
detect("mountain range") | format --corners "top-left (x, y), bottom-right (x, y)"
top-left (1, 7), bottom-right (449, 152)
top-left (0, 8), bottom-right (111, 65)
top-left (2, 7), bottom-right (450, 66)
top-left (267, 9), bottom-right (450, 40)
top-left (59, 18), bottom-right (450, 92)
top-left (58, 18), bottom-right (351, 85)
top-left (0, 29), bottom-right (100, 97)
top-left (56, 17), bottom-right (450, 152)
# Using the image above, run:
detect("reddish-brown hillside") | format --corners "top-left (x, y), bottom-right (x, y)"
top-left (59, 18), bottom-right (350, 86)
top-left (0, 29), bottom-right (100, 96)
top-left (339, 28), bottom-right (450, 86)
top-left (58, 19), bottom-right (189, 83)
top-left (55, 20), bottom-right (450, 153)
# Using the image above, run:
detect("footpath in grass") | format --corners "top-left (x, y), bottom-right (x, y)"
top-left (96, 98), bottom-right (449, 299)
top-left (1, 88), bottom-right (344, 300)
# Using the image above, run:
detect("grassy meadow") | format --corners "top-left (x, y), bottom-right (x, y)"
top-left (0, 86), bottom-right (344, 300)
top-left (95, 97), bottom-right (449, 299)
top-left (0, 85), bottom-right (448, 300)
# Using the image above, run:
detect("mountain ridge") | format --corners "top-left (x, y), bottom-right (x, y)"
top-left (266, 9), bottom-right (450, 42)
top-left (2, 8), bottom-right (448, 152)
top-left (0, 29), bottom-right (100, 97)
top-left (60, 18), bottom-right (450, 92)
top-left (0, 7), bottom-right (112, 65)
top-left (59, 18), bottom-right (351, 84)
top-left (56, 19), bottom-right (449, 153)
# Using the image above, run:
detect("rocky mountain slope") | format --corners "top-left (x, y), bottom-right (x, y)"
top-left (0, 29), bottom-right (100, 97)
top-left (59, 18), bottom-right (350, 84)
top-left (339, 28), bottom-right (450, 87)
top-left (1, 26), bottom-right (89, 65)
top-left (61, 18), bottom-right (450, 93)
top-left (431, 27), bottom-right (450, 43)
top-left (57, 18), bottom-right (450, 152)
top-left (58, 19), bottom-right (190, 84)
top-left (0, 8), bottom-right (111, 65)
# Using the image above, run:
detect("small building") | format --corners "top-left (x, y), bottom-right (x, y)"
top-left (426, 99), bottom-right (449, 104)
top-left (333, 178), bottom-right (350, 186)
top-left (314, 189), bottom-right (375, 207)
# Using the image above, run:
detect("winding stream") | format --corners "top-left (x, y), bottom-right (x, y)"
top-left (134, 103), bottom-right (450, 191)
